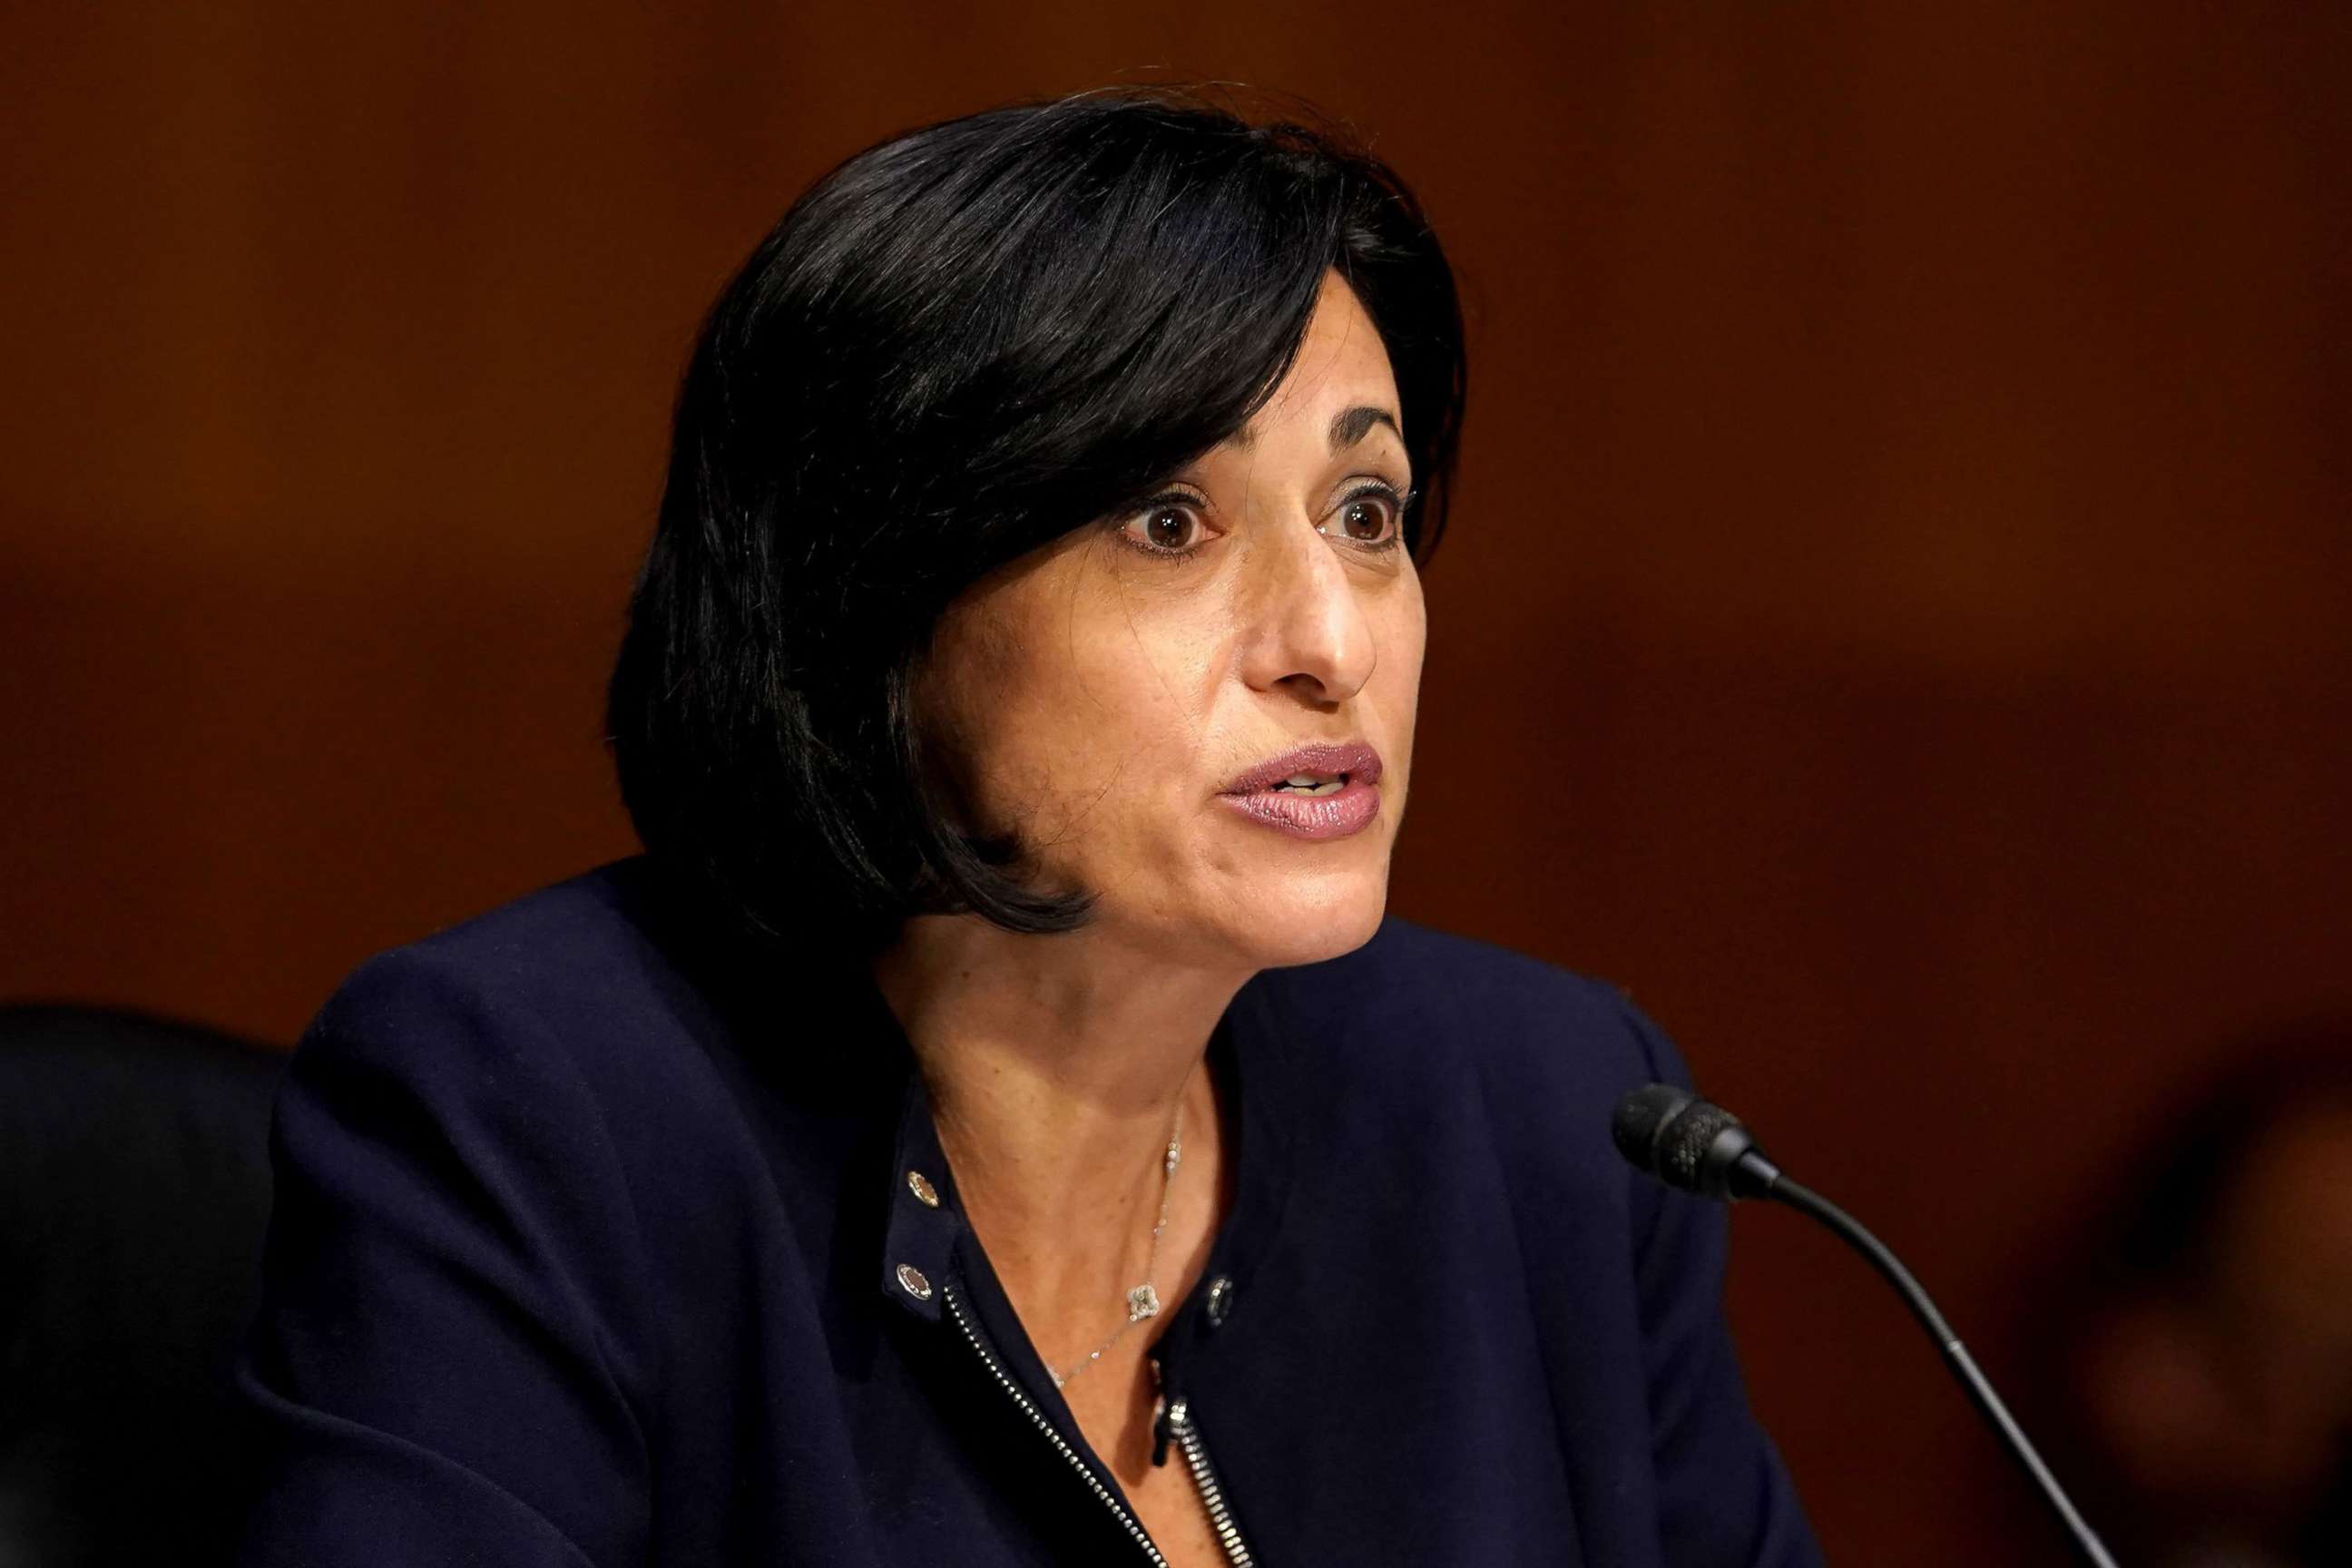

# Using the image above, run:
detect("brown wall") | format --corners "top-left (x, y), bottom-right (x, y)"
top-left (5, 5), bottom-right (2347, 1561)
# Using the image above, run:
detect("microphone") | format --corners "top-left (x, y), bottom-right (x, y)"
top-left (1610, 1082), bottom-right (1785, 1200)
top-left (1612, 1083), bottom-right (2120, 1568)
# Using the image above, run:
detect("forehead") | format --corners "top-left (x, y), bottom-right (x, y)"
top-left (1229, 273), bottom-right (1401, 449)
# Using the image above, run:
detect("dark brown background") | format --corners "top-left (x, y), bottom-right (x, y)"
top-left (5, 5), bottom-right (2347, 1562)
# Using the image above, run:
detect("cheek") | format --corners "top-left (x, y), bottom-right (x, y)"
top-left (1390, 598), bottom-right (1428, 688)
top-left (925, 611), bottom-right (1074, 828)
top-left (955, 593), bottom-right (1220, 839)
top-left (1063, 617), bottom-right (1222, 809)
top-left (1376, 584), bottom-right (1428, 740)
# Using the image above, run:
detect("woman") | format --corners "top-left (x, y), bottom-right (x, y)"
top-left (236, 89), bottom-right (1821, 1566)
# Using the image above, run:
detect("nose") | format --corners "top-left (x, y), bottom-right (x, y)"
top-left (1232, 514), bottom-right (1378, 704)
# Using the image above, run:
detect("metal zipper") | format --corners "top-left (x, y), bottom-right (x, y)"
top-left (941, 1277), bottom-right (1170, 1567)
top-left (1161, 1396), bottom-right (1257, 1567)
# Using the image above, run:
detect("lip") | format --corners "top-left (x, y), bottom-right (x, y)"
top-left (1218, 740), bottom-right (1384, 797)
top-left (1216, 740), bottom-right (1385, 841)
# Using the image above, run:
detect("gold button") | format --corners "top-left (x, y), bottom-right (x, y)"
top-left (906, 1170), bottom-right (940, 1208)
top-left (895, 1263), bottom-right (932, 1301)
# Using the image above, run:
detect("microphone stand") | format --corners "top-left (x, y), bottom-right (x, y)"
top-left (1758, 1170), bottom-right (2121, 1568)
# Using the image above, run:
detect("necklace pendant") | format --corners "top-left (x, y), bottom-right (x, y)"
top-left (1125, 1283), bottom-right (1161, 1322)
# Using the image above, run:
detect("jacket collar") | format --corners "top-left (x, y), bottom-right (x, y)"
top-left (860, 959), bottom-right (1302, 1366)
top-left (617, 852), bottom-right (1304, 1363)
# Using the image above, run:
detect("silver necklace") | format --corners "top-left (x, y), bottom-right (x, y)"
top-left (1050, 1098), bottom-right (1185, 1390)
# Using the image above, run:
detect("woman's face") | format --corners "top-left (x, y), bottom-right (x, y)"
top-left (921, 270), bottom-right (1426, 973)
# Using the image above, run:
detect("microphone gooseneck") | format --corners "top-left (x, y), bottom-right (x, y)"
top-left (1612, 1083), bottom-right (2121, 1568)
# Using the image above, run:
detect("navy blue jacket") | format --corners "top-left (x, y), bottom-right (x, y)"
top-left (234, 857), bottom-right (1821, 1565)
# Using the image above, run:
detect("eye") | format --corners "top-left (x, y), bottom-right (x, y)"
top-left (1323, 483), bottom-right (1414, 550)
top-left (1115, 493), bottom-right (1212, 559)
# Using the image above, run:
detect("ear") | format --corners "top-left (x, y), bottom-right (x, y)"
top-left (897, 645), bottom-right (977, 838)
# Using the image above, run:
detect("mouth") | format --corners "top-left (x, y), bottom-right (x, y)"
top-left (1217, 740), bottom-right (1386, 840)
top-left (1218, 740), bottom-right (1384, 798)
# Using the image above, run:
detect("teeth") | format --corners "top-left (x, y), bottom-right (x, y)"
top-left (1272, 775), bottom-right (1345, 796)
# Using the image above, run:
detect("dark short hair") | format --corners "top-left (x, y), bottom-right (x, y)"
top-left (606, 87), bottom-right (1468, 952)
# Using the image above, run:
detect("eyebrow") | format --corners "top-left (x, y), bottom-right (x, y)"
top-left (1226, 404), bottom-right (1403, 455)
top-left (1328, 404), bottom-right (1402, 453)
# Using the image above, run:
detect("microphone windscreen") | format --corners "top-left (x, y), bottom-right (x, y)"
top-left (1655, 1098), bottom-right (1744, 1193)
top-left (1611, 1083), bottom-right (1693, 1173)
top-left (1613, 1083), bottom-right (1753, 1195)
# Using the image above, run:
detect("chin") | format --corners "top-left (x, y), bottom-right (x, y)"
top-left (1232, 871), bottom-right (1390, 971)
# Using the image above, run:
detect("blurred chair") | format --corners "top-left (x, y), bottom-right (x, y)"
top-left (0, 1005), bottom-right (282, 1567)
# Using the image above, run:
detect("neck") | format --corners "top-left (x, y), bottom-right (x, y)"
top-left (868, 912), bottom-right (1248, 1312)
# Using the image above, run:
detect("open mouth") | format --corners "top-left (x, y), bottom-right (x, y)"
top-left (1218, 755), bottom-right (1382, 839)
top-left (1267, 773), bottom-right (1348, 797)
top-left (1219, 740), bottom-right (1381, 800)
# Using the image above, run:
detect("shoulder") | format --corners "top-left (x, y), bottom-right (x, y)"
top-left (1242, 915), bottom-right (1701, 1231)
top-left (1249, 912), bottom-right (1696, 1103)
top-left (328, 857), bottom-right (672, 1017)
top-left (272, 858), bottom-right (771, 1320)
top-left (308, 856), bottom-right (714, 1063)
top-left (287, 858), bottom-right (748, 1183)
